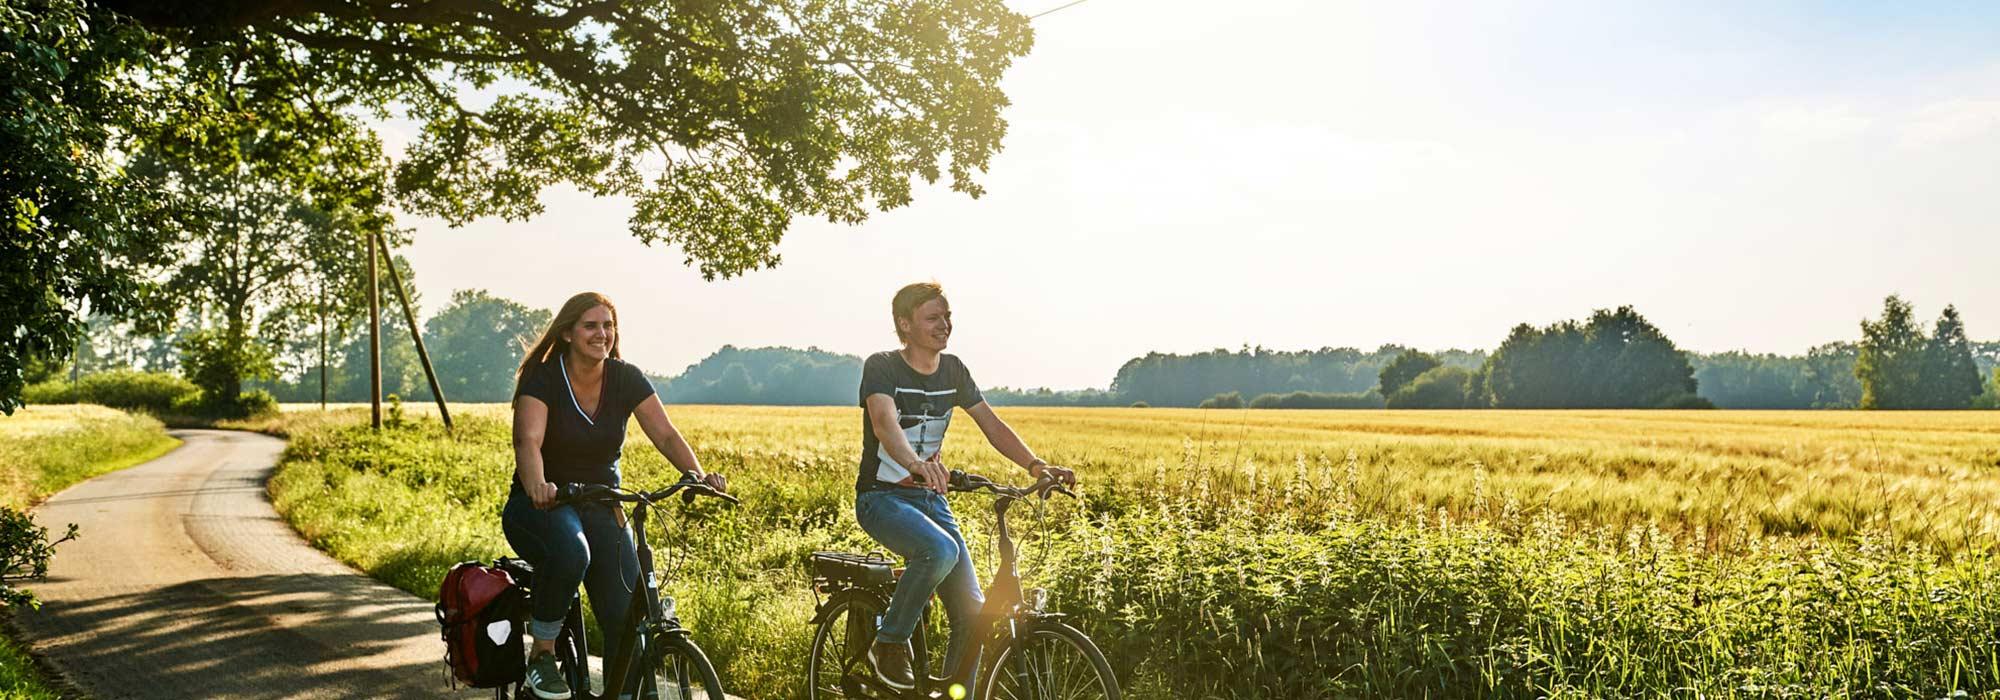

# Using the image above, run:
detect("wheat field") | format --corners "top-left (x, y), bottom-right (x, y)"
top-left (267, 405), bottom-right (2000, 698)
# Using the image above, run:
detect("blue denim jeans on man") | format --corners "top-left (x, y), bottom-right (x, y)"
top-left (856, 487), bottom-right (985, 677)
top-left (502, 492), bottom-right (641, 666)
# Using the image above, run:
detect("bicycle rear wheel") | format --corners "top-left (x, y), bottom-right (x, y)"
top-left (644, 634), bottom-right (726, 700)
top-left (806, 597), bottom-right (874, 699)
top-left (978, 621), bottom-right (1119, 700)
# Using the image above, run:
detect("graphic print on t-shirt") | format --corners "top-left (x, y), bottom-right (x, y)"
top-left (875, 386), bottom-right (957, 486)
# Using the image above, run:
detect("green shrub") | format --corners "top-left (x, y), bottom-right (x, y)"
top-left (1386, 366), bottom-right (1474, 408)
top-left (0, 509), bottom-right (74, 610)
top-left (22, 371), bottom-right (199, 414)
top-left (1128, 401), bottom-right (1149, 409)
top-left (20, 380), bottom-right (73, 405)
top-left (234, 389), bottom-right (278, 418)
top-left (1247, 390), bottom-right (1384, 409)
top-left (1653, 392), bottom-right (1716, 409)
top-left (79, 370), bottom-right (198, 413)
top-left (1974, 369), bottom-right (2000, 409)
top-left (1197, 391), bottom-right (1243, 409)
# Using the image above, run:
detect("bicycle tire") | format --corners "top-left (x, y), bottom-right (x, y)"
top-left (643, 633), bottom-right (726, 700)
top-left (807, 597), bottom-right (864, 700)
top-left (978, 620), bottom-right (1120, 700)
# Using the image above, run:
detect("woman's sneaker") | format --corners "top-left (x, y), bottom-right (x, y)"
top-left (869, 641), bottom-right (916, 690)
top-left (526, 652), bottom-right (572, 699)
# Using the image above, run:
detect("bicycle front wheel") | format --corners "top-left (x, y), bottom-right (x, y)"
top-left (644, 634), bottom-right (726, 700)
top-left (979, 621), bottom-right (1120, 700)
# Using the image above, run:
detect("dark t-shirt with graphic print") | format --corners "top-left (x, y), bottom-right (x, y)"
top-left (513, 355), bottom-right (656, 493)
top-left (856, 350), bottom-right (984, 493)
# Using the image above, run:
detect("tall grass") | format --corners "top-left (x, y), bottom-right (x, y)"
top-left (0, 405), bottom-right (181, 509)
top-left (266, 406), bottom-right (2000, 698)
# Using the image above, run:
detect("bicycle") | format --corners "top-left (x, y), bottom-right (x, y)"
top-left (804, 471), bottom-right (1120, 700)
top-left (495, 474), bottom-right (738, 700)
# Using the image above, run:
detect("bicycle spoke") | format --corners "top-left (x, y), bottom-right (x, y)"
top-left (648, 643), bottom-right (718, 700)
top-left (809, 600), bottom-right (864, 699)
top-left (989, 627), bottom-right (1114, 700)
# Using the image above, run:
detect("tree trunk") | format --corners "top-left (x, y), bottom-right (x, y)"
top-left (223, 301), bottom-right (249, 404)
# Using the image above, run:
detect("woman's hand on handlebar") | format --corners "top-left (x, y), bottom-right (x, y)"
top-left (527, 481), bottom-right (559, 509)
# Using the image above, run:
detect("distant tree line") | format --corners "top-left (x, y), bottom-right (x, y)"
top-left (652, 346), bottom-right (862, 406)
top-left (33, 293), bottom-right (1999, 411)
top-left (1110, 346), bottom-right (1486, 408)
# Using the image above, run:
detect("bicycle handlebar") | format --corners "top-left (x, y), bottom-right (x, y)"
top-left (554, 475), bottom-right (740, 508)
top-left (943, 470), bottom-right (1075, 501)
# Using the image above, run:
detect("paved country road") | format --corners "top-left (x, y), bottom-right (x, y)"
top-left (13, 429), bottom-right (487, 699)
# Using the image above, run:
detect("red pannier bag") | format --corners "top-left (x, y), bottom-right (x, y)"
top-left (436, 561), bottom-right (526, 689)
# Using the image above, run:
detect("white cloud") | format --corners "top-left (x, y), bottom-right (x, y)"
top-left (1897, 98), bottom-right (2000, 147)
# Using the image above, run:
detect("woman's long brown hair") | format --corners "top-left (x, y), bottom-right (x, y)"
top-left (517, 292), bottom-right (621, 383)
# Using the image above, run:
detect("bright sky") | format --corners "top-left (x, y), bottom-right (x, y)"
top-left (391, 0), bottom-right (2000, 390)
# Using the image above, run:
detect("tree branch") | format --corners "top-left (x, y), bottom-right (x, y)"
top-left (265, 24), bottom-right (530, 64)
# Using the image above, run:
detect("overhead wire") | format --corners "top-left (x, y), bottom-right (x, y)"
top-left (1027, 0), bottom-right (1092, 21)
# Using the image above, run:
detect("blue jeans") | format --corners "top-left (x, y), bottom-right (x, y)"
top-left (856, 488), bottom-right (985, 677)
top-left (502, 491), bottom-right (641, 665)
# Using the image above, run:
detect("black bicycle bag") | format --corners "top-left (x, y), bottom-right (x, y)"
top-left (809, 551), bottom-right (897, 587)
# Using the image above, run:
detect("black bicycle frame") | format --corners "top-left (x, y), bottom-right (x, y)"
top-left (555, 480), bottom-right (731, 700)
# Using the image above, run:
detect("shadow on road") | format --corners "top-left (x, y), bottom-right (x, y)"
top-left (24, 573), bottom-right (483, 699)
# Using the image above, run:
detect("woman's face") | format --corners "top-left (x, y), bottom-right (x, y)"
top-left (563, 305), bottom-right (616, 361)
top-left (902, 298), bottom-right (952, 352)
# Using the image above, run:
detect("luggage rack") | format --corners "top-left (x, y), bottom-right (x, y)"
top-left (807, 551), bottom-right (900, 596)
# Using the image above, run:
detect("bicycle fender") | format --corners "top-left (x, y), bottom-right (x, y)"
top-left (810, 589), bottom-right (888, 626)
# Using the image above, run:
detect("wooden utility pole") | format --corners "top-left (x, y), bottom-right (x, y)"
top-left (318, 276), bottom-right (328, 410)
top-left (375, 233), bottom-right (453, 432)
top-left (367, 231), bottom-right (382, 430)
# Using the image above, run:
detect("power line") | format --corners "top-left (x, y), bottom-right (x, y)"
top-left (1028, 0), bottom-right (1091, 21)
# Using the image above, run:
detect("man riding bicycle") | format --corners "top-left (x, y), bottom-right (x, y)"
top-left (854, 282), bottom-right (1077, 691)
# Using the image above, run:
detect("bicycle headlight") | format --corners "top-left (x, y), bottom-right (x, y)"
top-left (1026, 587), bottom-right (1048, 613)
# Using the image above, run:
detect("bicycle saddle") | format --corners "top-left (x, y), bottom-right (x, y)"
top-left (494, 557), bottom-right (537, 589)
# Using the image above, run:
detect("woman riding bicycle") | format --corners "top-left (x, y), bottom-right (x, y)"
top-left (856, 282), bottom-right (1076, 691)
top-left (506, 292), bottom-right (728, 700)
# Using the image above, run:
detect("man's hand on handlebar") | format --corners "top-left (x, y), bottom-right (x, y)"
top-left (1033, 463), bottom-right (1077, 489)
top-left (912, 453), bottom-right (950, 495)
top-left (687, 469), bottom-right (728, 494)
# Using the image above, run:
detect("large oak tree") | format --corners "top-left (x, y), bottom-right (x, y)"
top-left (3, 0), bottom-right (1035, 411)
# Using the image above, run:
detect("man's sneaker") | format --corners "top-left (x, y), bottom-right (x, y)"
top-left (526, 651), bottom-right (573, 700)
top-left (869, 641), bottom-right (916, 691)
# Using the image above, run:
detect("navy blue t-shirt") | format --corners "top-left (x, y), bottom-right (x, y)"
top-left (856, 351), bottom-right (983, 493)
top-left (513, 355), bottom-right (656, 491)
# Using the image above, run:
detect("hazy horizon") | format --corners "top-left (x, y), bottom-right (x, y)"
top-left (385, 0), bottom-right (2000, 390)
